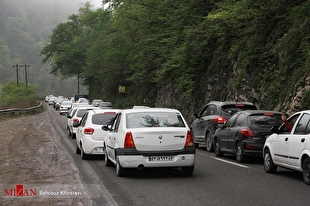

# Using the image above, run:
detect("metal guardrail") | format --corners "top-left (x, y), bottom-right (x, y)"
top-left (0, 101), bottom-right (43, 114)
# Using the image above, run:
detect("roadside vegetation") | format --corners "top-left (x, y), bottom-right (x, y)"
top-left (41, 0), bottom-right (310, 116)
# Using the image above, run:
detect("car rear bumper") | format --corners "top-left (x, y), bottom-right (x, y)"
top-left (116, 147), bottom-right (196, 168)
top-left (242, 141), bottom-right (264, 155)
top-left (118, 154), bottom-right (195, 168)
top-left (82, 137), bottom-right (105, 154)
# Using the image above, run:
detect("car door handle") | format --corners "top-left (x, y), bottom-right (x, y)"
top-left (301, 138), bottom-right (305, 142)
top-left (285, 137), bottom-right (288, 141)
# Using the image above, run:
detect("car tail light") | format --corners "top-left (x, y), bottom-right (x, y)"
top-left (241, 129), bottom-right (255, 137)
top-left (124, 132), bottom-right (135, 148)
top-left (215, 116), bottom-right (227, 124)
top-left (84, 127), bottom-right (94, 134)
top-left (73, 118), bottom-right (79, 123)
top-left (185, 130), bottom-right (194, 147)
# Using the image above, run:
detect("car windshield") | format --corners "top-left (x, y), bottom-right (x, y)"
top-left (92, 113), bottom-right (116, 125)
top-left (221, 104), bottom-right (257, 117)
top-left (126, 112), bottom-right (186, 128)
top-left (248, 114), bottom-right (282, 128)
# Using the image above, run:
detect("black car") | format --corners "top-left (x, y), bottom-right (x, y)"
top-left (213, 110), bottom-right (283, 162)
top-left (191, 101), bottom-right (258, 152)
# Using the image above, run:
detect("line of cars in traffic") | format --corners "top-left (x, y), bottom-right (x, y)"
top-left (190, 101), bottom-right (310, 185)
top-left (45, 96), bottom-right (310, 184)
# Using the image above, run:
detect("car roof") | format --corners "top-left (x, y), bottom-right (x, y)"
top-left (89, 109), bottom-right (121, 114)
top-left (237, 110), bottom-right (283, 115)
top-left (122, 107), bottom-right (181, 114)
top-left (208, 101), bottom-right (255, 106)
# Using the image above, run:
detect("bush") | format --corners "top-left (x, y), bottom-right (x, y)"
top-left (0, 82), bottom-right (39, 109)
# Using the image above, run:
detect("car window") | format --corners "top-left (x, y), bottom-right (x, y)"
top-left (126, 112), bottom-right (186, 128)
top-left (294, 113), bottom-right (310, 135)
top-left (112, 113), bottom-right (121, 132)
top-left (234, 113), bottom-right (246, 126)
top-left (279, 113), bottom-right (300, 134)
top-left (249, 114), bottom-right (282, 128)
top-left (77, 109), bottom-right (89, 117)
top-left (221, 104), bottom-right (257, 118)
top-left (92, 113), bottom-right (116, 125)
top-left (225, 114), bottom-right (238, 128)
top-left (200, 104), bottom-right (217, 117)
top-left (80, 113), bottom-right (88, 127)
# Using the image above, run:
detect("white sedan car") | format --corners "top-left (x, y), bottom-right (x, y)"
top-left (74, 109), bottom-right (119, 159)
top-left (103, 108), bottom-right (196, 176)
top-left (67, 106), bottom-right (98, 139)
top-left (263, 110), bottom-right (310, 185)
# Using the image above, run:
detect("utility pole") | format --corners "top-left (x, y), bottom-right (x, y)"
top-left (20, 64), bottom-right (30, 87)
top-left (12, 64), bottom-right (19, 86)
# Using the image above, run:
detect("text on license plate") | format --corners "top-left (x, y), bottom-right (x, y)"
top-left (149, 156), bottom-right (173, 161)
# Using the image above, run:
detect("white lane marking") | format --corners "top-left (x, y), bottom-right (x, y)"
top-left (198, 151), bottom-right (248, 168)
top-left (210, 156), bottom-right (248, 168)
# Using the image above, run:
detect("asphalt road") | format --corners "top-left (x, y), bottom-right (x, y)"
top-left (47, 105), bottom-right (310, 206)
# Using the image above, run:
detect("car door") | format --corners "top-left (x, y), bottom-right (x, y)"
top-left (191, 104), bottom-right (213, 142)
top-left (288, 113), bottom-right (310, 167)
top-left (220, 114), bottom-right (238, 151)
top-left (106, 113), bottom-right (122, 162)
top-left (228, 113), bottom-right (245, 151)
top-left (272, 113), bottom-right (301, 164)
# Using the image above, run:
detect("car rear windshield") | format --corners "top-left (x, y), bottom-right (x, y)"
top-left (77, 109), bottom-right (91, 117)
top-left (248, 114), bottom-right (282, 128)
top-left (221, 104), bottom-right (257, 118)
top-left (126, 112), bottom-right (186, 128)
top-left (92, 113), bottom-right (116, 125)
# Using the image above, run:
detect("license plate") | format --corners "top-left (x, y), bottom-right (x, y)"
top-left (149, 156), bottom-right (173, 162)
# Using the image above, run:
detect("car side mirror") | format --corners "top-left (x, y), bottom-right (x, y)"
top-left (102, 125), bottom-right (112, 131)
top-left (73, 122), bottom-right (80, 127)
top-left (67, 115), bottom-right (71, 118)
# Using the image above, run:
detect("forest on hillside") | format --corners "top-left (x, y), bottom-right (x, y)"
top-left (1, 0), bottom-right (310, 120)
top-left (41, 0), bottom-right (310, 119)
top-left (0, 0), bottom-right (91, 96)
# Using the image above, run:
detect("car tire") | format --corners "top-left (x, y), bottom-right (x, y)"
top-left (81, 146), bottom-right (88, 160)
top-left (116, 157), bottom-right (125, 177)
top-left (205, 132), bottom-right (214, 152)
top-left (72, 133), bottom-right (76, 139)
top-left (105, 150), bottom-right (113, 167)
top-left (76, 142), bottom-right (81, 154)
top-left (214, 137), bottom-right (223, 157)
top-left (68, 129), bottom-right (72, 137)
top-left (302, 156), bottom-right (310, 185)
top-left (264, 148), bottom-right (277, 173)
top-left (181, 166), bottom-right (194, 176)
top-left (236, 142), bottom-right (245, 163)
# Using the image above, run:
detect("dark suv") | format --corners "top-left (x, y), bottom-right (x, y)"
top-left (191, 101), bottom-right (257, 152)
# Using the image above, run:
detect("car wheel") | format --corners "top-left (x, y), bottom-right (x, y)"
top-left (302, 156), bottom-right (310, 185)
top-left (236, 142), bottom-right (245, 163)
top-left (116, 157), bottom-right (125, 177)
top-left (105, 150), bottom-right (113, 167)
top-left (181, 166), bottom-right (194, 176)
top-left (205, 132), bottom-right (214, 152)
top-left (214, 137), bottom-right (223, 157)
top-left (263, 148), bottom-right (277, 173)
top-left (72, 133), bottom-right (76, 139)
top-left (81, 146), bottom-right (88, 160)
